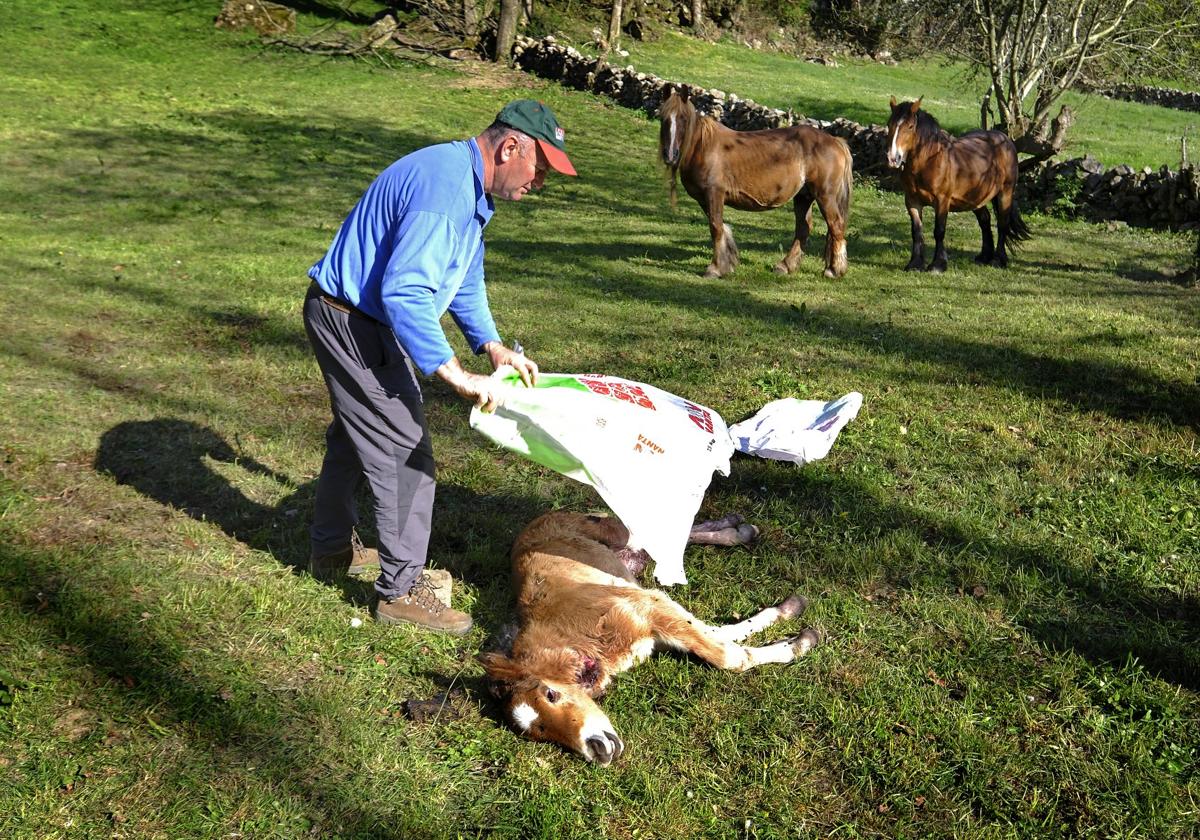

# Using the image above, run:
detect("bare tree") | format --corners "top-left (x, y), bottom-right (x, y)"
top-left (608, 0), bottom-right (625, 51)
top-left (691, 0), bottom-right (704, 32)
top-left (496, 0), bottom-right (520, 61)
top-left (938, 0), bottom-right (1194, 166)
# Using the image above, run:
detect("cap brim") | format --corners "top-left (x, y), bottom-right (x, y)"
top-left (536, 139), bottom-right (577, 176)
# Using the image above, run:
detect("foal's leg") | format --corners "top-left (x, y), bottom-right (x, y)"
top-left (688, 514), bottom-right (759, 546)
top-left (992, 193), bottom-right (1012, 268)
top-left (973, 207), bottom-right (995, 265)
top-left (904, 200), bottom-right (925, 271)
top-left (644, 591), bottom-right (819, 672)
top-left (928, 204), bottom-right (950, 273)
top-left (775, 191), bottom-right (814, 275)
top-left (703, 194), bottom-right (737, 278)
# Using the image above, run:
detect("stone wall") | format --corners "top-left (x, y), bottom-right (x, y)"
top-left (1093, 83), bottom-right (1200, 114)
top-left (514, 36), bottom-right (1199, 231)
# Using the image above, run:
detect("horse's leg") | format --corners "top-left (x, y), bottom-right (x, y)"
top-left (904, 201), bottom-right (925, 271)
top-left (703, 194), bottom-right (735, 278)
top-left (973, 207), bottom-right (995, 265)
top-left (642, 590), bottom-right (819, 671)
top-left (928, 205), bottom-right (950, 273)
top-left (992, 194), bottom-right (1011, 268)
top-left (817, 188), bottom-right (849, 279)
top-left (775, 191), bottom-right (814, 275)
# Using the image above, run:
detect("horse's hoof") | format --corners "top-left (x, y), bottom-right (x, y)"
top-left (772, 262), bottom-right (790, 275)
top-left (927, 262), bottom-right (947, 274)
top-left (823, 268), bottom-right (839, 279)
top-left (903, 261), bottom-right (923, 272)
top-left (974, 253), bottom-right (993, 265)
top-left (991, 257), bottom-right (1009, 269)
top-left (703, 266), bottom-right (722, 279)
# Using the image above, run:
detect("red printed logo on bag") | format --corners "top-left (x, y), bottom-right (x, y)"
top-left (579, 377), bottom-right (656, 411)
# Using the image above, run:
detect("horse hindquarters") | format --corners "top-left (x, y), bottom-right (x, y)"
top-left (819, 144), bottom-right (852, 278)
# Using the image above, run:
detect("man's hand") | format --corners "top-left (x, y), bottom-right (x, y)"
top-left (483, 341), bottom-right (539, 388)
top-left (435, 357), bottom-right (504, 413)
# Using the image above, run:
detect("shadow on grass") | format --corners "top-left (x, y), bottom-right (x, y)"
top-left (92, 418), bottom-right (546, 613)
top-left (727, 463), bottom-right (1200, 691)
top-left (490, 235), bottom-right (1200, 432)
top-left (0, 537), bottom-right (442, 840)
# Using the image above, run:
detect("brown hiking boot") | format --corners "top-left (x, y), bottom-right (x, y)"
top-left (310, 531), bottom-right (380, 582)
top-left (374, 572), bottom-right (472, 635)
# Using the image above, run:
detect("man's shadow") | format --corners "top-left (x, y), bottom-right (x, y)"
top-left (93, 418), bottom-right (544, 612)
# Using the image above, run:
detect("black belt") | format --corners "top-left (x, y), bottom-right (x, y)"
top-left (310, 282), bottom-right (380, 323)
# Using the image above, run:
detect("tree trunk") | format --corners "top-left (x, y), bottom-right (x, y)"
top-left (691, 0), bottom-right (703, 31)
top-left (462, 0), bottom-right (478, 39)
top-left (496, 0), bottom-right (519, 62)
top-left (608, 0), bottom-right (624, 50)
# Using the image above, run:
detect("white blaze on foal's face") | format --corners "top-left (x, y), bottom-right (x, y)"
top-left (504, 681), bottom-right (625, 766)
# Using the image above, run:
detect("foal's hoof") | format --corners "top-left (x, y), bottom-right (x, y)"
top-left (785, 628), bottom-right (822, 657)
top-left (703, 265), bottom-right (723, 279)
top-left (772, 261), bottom-right (794, 275)
top-left (991, 256), bottom-right (1009, 269)
top-left (777, 594), bottom-right (809, 619)
top-left (927, 261), bottom-right (947, 274)
top-left (903, 260), bottom-right (924, 272)
top-left (974, 253), bottom-right (993, 265)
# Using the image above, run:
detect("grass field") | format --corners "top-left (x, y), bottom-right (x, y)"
top-left (1, 2), bottom-right (1198, 838)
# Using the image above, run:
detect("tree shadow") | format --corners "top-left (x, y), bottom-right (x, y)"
top-left (727, 461), bottom-right (1200, 691)
top-left (0, 537), bottom-right (448, 839)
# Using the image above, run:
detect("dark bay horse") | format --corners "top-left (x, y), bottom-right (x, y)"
top-left (658, 85), bottom-right (853, 279)
top-left (886, 97), bottom-right (1030, 272)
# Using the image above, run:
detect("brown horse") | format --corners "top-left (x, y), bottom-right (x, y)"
top-left (658, 85), bottom-right (853, 279)
top-left (481, 511), bottom-right (819, 765)
top-left (886, 97), bottom-right (1031, 272)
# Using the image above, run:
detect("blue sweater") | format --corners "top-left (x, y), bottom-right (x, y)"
top-left (309, 138), bottom-right (501, 375)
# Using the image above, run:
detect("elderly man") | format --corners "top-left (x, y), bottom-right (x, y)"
top-left (303, 100), bottom-right (576, 634)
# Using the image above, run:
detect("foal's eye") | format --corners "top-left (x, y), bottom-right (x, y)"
top-left (545, 688), bottom-right (560, 703)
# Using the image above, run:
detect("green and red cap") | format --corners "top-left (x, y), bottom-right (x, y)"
top-left (496, 99), bottom-right (577, 176)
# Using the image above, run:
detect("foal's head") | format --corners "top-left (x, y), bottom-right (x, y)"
top-left (481, 649), bottom-right (624, 765)
top-left (886, 95), bottom-right (924, 169)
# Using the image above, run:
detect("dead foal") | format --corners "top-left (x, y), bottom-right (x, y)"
top-left (481, 511), bottom-right (820, 765)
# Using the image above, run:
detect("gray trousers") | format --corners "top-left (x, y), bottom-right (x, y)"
top-left (303, 284), bottom-right (435, 599)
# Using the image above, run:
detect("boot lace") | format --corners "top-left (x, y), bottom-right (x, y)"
top-left (406, 573), bottom-right (445, 615)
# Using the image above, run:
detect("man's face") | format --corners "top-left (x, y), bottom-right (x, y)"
top-left (493, 136), bottom-right (548, 201)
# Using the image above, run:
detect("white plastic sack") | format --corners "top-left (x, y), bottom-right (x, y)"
top-left (471, 370), bottom-right (861, 586)
top-left (470, 369), bottom-right (733, 586)
top-left (729, 393), bottom-right (863, 464)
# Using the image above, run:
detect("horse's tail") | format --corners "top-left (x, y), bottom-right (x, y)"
top-left (1007, 201), bottom-right (1032, 245)
top-left (834, 139), bottom-right (853, 222)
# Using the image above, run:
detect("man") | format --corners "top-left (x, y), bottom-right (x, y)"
top-left (303, 100), bottom-right (577, 634)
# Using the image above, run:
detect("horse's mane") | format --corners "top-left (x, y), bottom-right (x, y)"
top-left (659, 92), bottom-right (715, 208)
top-left (914, 108), bottom-right (954, 148)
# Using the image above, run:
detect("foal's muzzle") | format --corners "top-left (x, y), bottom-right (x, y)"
top-left (584, 731), bottom-right (624, 766)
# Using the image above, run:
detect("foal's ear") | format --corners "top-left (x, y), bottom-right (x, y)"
top-left (910, 97), bottom-right (923, 114)
top-left (479, 651), bottom-right (522, 698)
top-left (889, 95), bottom-right (897, 109)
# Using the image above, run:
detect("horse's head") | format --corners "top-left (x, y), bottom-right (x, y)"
top-left (481, 649), bottom-right (624, 766)
top-left (657, 84), bottom-right (693, 168)
top-left (886, 95), bottom-right (923, 169)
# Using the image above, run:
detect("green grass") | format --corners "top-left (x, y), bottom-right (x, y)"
top-left (618, 31), bottom-right (1200, 171)
top-left (1, 2), bottom-right (1198, 837)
